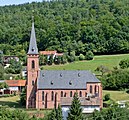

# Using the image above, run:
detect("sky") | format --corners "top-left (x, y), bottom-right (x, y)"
top-left (0, 0), bottom-right (43, 6)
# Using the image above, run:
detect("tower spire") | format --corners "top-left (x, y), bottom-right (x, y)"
top-left (27, 16), bottom-right (38, 55)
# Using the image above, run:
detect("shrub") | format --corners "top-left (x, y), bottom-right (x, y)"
top-left (75, 56), bottom-right (79, 61)
top-left (119, 59), bottom-right (129, 69)
top-left (61, 55), bottom-right (67, 64)
top-left (85, 51), bottom-right (94, 60)
top-left (104, 94), bottom-right (110, 101)
top-left (79, 54), bottom-right (85, 60)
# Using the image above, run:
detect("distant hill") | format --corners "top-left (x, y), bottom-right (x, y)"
top-left (0, 0), bottom-right (129, 55)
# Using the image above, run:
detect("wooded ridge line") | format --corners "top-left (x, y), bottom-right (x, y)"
top-left (0, 0), bottom-right (129, 56)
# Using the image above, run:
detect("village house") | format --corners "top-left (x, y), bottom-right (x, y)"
top-left (5, 80), bottom-right (26, 94)
top-left (3, 55), bottom-right (19, 65)
top-left (40, 50), bottom-right (63, 59)
top-left (0, 80), bottom-right (26, 95)
top-left (26, 20), bottom-right (102, 119)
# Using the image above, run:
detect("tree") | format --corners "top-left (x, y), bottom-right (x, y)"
top-left (0, 64), bottom-right (4, 79)
top-left (49, 108), bottom-right (56, 120)
top-left (85, 51), bottom-right (94, 60)
top-left (92, 104), bottom-right (129, 120)
top-left (67, 51), bottom-right (76, 63)
top-left (0, 51), bottom-right (3, 65)
top-left (56, 104), bottom-right (63, 120)
top-left (20, 88), bottom-right (26, 106)
top-left (95, 65), bottom-right (110, 76)
top-left (7, 59), bottom-right (22, 74)
top-left (67, 92), bottom-right (83, 120)
top-left (119, 59), bottom-right (129, 69)
top-left (100, 69), bottom-right (129, 90)
top-left (61, 54), bottom-right (67, 64)
top-left (103, 94), bottom-right (110, 101)
top-left (39, 54), bottom-right (45, 66)
top-left (0, 82), bottom-right (8, 89)
top-left (0, 107), bottom-right (29, 120)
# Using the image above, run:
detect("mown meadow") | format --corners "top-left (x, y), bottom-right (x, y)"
top-left (44, 54), bottom-right (129, 73)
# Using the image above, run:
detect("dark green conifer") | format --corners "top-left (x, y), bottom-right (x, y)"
top-left (49, 108), bottom-right (56, 120)
top-left (67, 92), bottom-right (83, 120)
top-left (56, 104), bottom-right (63, 120)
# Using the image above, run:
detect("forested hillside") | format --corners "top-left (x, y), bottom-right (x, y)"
top-left (0, 0), bottom-right (129, 56)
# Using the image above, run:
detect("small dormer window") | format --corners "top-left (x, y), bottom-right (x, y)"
top-left (60, 73), bottom-right (62, 77)
top-left (69, 81), bottom-right (72, 85)
top-left (78, 73), bottom-right (80, 77)
top-left (42, 73), bottom-right (44, 77)
top-left (51, 81), bottom-right (53, 85)
top-left (32, 47), bottom-right (35, 52)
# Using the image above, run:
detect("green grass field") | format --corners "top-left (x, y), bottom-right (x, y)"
top-left (0, 95), bottom-right (51, 117)
top-left (0, 95), bottom-right (20, 108)
top-left (43, 54), bottom-right (129, 73)
top-left (103, 90), bottom-right (129, 102)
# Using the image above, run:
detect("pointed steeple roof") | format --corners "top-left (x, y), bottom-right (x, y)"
top-left (27, 17), bottom-right (38, 55)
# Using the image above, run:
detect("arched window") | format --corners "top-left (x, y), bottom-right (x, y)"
top-left (79, 91), bottom-right (82, 97)
top-left (42, 91), bottom-right (44, 101)
top-left (32, 80), bottom-right (34, 85)
top-left (85, 92), bottom-right (87, 97)
top-left (32, 60), bottom-right (35, 69)
top-left (95, 85), bottom-right (97, 93)
top-left (90, 85), bottom-right (92, 94)
top-left (98, 86), bottom-right (99, 96)
top-left (64, 92), bottom-right (66, 97)
top-left (70, 91), bottom-right (72, 97)
top-left (51, 91), bottom-right (54, 101)
top-left (61, 91), bottom-right (63, 97)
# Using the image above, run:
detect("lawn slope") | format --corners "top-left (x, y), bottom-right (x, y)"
top-left (44, 54), bottom-right (129, 72)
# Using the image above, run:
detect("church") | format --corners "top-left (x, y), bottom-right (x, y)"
top-left (26, 20), bottom-right (103, 113)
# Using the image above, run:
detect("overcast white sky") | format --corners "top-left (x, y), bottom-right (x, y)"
top-left (0, 0), bottom-right (43, 6)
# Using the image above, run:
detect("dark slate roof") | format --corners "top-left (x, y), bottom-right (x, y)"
top-left (37, 70), bottom-right (100, 90)
top-left (27, 22), bottom-right (38, 55)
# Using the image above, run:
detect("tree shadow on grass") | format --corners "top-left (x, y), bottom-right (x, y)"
top-left (0, 100), bottom-right (25, 108)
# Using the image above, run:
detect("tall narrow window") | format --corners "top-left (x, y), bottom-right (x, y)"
top-left (42, 91), bottom-right (44, 101)
top-left (79, 91), bottom-right (82, 97)
top-left (98, 86), bottom-right (99, 96)
top-left (85, 92), bottom-right (87, 97)
top-left (95, 85), bottom-right (97, 93)
top-left (90, 85), bottom-right (92, 94)
top-left (32, 80), bottom-right (34, 85)
top-left (64, 92), bottom-right (66, 97)
top-left (70, 91), bottom-right (72, 97)
top-left (51, 91), bottom-right (54, 101)
top-left (61, 91), bottom-right (63, 97)
top-left (32, 60), bottom-right (35, 69)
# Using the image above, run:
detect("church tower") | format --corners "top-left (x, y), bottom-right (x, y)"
top-left (26, 18), bottom-right (39, 108)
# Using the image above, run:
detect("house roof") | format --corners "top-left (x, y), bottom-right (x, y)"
top-left (37, 70), bottom-right (100, 90)
top-left (27, 21), bottom-right (38, 55)
top-left (40, 51), bottom-right (57, 55)
top-left (56, 53), bottom-right (63, 56)
top-left (5, 80), bottom-right (26, 87)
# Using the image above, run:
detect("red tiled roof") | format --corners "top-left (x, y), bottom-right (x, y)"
top-left (40, 51), bottom-right (57, 55)
top-left (5, 80), bottom-right (26, 87)
top-left (56, 53), bottom-right (63, 56)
